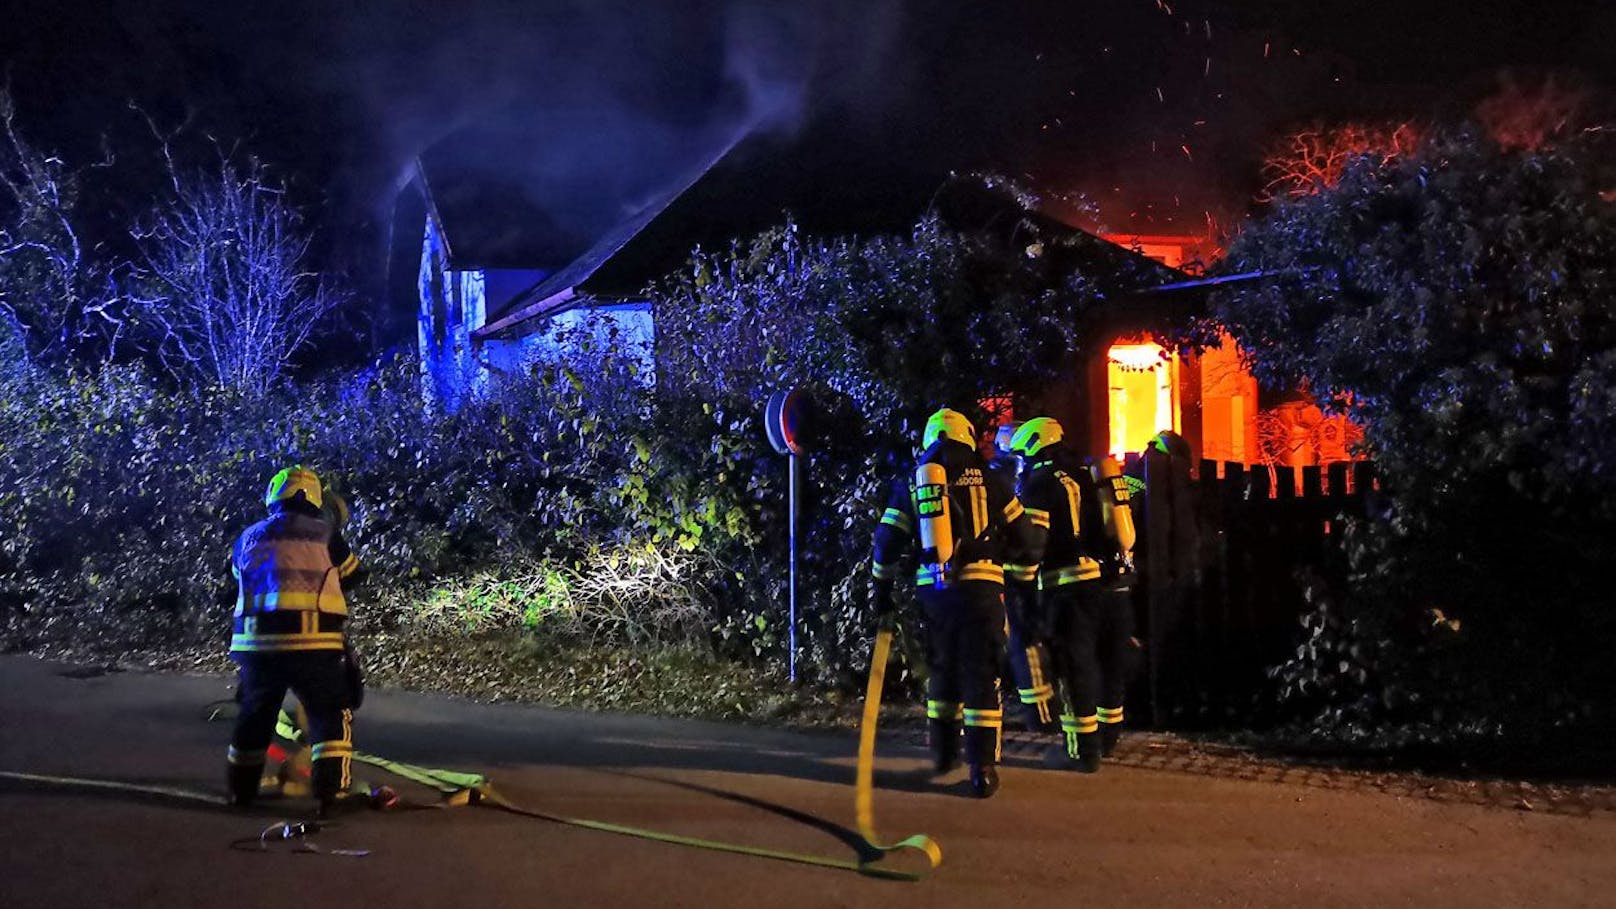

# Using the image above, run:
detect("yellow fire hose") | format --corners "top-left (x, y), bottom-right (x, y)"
top-left (0, 629), bottom-right (941, 880)
top-left (854, 626), bottom-right (943, 869)
top-left (0, 769), bottom-right (224, 807)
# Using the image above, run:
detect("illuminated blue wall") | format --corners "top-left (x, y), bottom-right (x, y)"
top-left (418, 216), bottom-right (654, 407)
top-left (480, 302), bottom-right (655, 382)
top-left (417, 216), bottom-right (488, 407)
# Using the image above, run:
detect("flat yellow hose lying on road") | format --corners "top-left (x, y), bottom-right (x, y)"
top-left (0, 769), bottom-right (222, 806)
top-left (1, 636), bottom-right (941, 882)
top-left (854, 626), bottom-right (943, 872)
top-left (349, 626), bottom-right (944, 881)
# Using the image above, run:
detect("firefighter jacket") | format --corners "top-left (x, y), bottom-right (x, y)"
top-left (871, 439), bottom-right (1040, 589)
top-left (985, 452), bottom-right (1020, 491)
top-left (1010, 444), bottom-right (1130, 590)
top-left (229, 503), bottom-right (362, 654)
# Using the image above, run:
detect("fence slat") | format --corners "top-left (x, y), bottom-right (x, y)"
top-left (1327, 462), bottom-right (1349, 499)
top-left (1274, 465), bottom-right (1296, 500)
top-left (1249, 465), bottom-right (1271, 501)
top-left (1353, 460), bottom-right (1377, 495)
top-left (1138, 458), bottom-right (1376, 729)
top-left (1302, 465), bottom-right (1322, 499)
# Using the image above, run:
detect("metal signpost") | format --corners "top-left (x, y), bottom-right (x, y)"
top-left (764, 388), bottom-right (807, 683)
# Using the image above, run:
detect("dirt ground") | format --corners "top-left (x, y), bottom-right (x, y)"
top-left (3, 654), bottom-right (1614, 908)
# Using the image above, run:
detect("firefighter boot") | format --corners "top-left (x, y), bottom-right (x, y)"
top-left (317, 791), bottom-right (368, 820)
top-left (928, 718), bottom-right (961, 775)
top-left (1100, 723), bottom-right (1122, 757)
top-left (968, 764), bottom-right (1000, 799)
top-left (227, 762), bottom-right (262, 808)
top-left (1098, 706), bottom-right (1124, 756)
top-left (1075, 732), bottom-right (1102, 773)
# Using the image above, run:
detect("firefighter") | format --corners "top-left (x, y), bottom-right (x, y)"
top-left (989, 421), bottom-right (1057, 732)
top-left (1009, 417), bottom-right (1136, 771)
top-left (985, 422), bottom-right (1023, 487)
top-left (1087, 452), bottom-right (1138, 757)
top-left (226, 466), bottom-right (365, 815)
top-left (871, 408), bottom-right (1041, 798)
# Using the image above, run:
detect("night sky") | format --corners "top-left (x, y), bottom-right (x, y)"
top-left (3, 0), bottom-right (1611, 302)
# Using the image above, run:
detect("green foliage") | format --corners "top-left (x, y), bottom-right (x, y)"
top-left (383, 544), bottom-right (710, 646)
top-left (1220, 130), bottom-right (1616, 742)
top-left (0, 352), bottom-right (662, 649)
top-left (651, 188), bottom-right (1114, 681)
top-left (3, 178), bottom-right (1122, 702)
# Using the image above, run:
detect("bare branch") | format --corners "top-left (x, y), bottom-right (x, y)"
top-left (131, 152), bottom-right (341, 395)
top-left (1259, 122), bottom-right (1423, 202)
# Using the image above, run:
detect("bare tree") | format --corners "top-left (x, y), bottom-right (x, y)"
top-left (131, 150), bottom-right (343, 395)
top-left (0, 89), bottom-right (124, 363)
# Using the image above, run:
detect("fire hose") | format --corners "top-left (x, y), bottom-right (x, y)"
top-left (0, 629), bottom-right (940, 880)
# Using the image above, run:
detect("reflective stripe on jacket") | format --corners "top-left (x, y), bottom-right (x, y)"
top-left (230, 506), bottom-right (360, 653)
top-left (870, 439), bottom-right (1040, 590)
top-left (1017, 450), bottom-right (1103, 589)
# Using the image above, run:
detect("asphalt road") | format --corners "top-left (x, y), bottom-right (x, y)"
top-left (2, 654), bottom-right (1614, 908)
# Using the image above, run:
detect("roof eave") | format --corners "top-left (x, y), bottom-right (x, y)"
top-left (471, 287), bottom-right (577, 341)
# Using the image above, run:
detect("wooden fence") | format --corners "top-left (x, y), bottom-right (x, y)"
top-left (1128, 451), bottom-right (1379, 728)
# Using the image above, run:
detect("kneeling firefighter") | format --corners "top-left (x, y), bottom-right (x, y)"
top-left (226, 466), bottom-right (365, 814)
top-left (871, 408), bottom-right (1041, 798)
top-left (1009, 418), bottom-right (1137, 771)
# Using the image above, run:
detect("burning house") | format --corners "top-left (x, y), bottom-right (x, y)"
top-left (404, 134), bottom-right (1360, 470)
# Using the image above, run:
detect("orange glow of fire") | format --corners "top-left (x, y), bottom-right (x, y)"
top-left (1106, 341), bottom-right (1179, 460)
top-left (1260, 122), bottom-right (1422, 200)
top-left (1100, 232), bottom-right (1224, 272)
top-left (1476, 76), bottom-right (1586, 152)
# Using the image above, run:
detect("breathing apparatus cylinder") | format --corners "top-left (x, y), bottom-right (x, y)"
top-left (914, 462), bottom-right (954, 582)
top-left (1093, 455), bottom-right (1137, 565)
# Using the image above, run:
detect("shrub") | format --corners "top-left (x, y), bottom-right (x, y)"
top-left (650, 185), bottom-right (1124, 682)
top-left (0, 352), bottom-right (657, 650)
top-left (4, 179), bottom-right (1139, 702)
top-left (1220, 129), bottom-right (1616, 743)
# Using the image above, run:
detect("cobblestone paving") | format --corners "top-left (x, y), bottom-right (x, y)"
top-left (900, 725), bottom-right (1616, 818)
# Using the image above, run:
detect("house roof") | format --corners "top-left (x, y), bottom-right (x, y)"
top-left (439, 115), bottom-right (1190, 341)
top-left (416, 104), bottom-right (749, 273)
top-left (472, 154), bottom-right (720, 339)
top-left (470, 123), bottom-right (955, 339)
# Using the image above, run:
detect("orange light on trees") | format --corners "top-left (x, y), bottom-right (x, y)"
top-left (1259, 122), bottom-right (1422, 200)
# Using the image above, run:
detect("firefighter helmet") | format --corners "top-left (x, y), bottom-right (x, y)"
top-left (265, 466), bottom-right (323, 510)
top-left (1009, 417), bottom-right (1063, 458)
top-left (1147, 429), bottom-right (1190, 459)
top-left (922, 408), bottom-right (976, 448)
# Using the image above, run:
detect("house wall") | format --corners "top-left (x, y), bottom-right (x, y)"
top-left (1063, 330), bottom-right (1359, 471)
top-left (417, 216), bottom-right (488, 407)
top-left (417, 217), bottom-right (655, 406)
top-left (478, 302), bottom-right (656, 385)
top-left (1196, 336), bottom-right (1260, 464)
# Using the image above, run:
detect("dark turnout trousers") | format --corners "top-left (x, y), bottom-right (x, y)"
top-left (1004, 586), bottom-right (1056, 730)
top-left (920, 581), bottom-right (1007, 769)
top-left (227, 651), bottom-right (355, 805)
top-left (1048, 579), bottom-right (1135, 764)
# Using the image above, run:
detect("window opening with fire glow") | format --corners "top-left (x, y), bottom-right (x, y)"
top-left (1107, 341), bottom-right (1179, 460)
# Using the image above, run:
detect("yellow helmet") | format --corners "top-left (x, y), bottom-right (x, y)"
top-left (1009, 417), bottom-right (1063, 458)
top-left (922, 408), bottom-right (976, 448)
top-left (1148, 430), bottom-right (1188, 458)
top-left (265, 466), bottom-right (323, 510)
